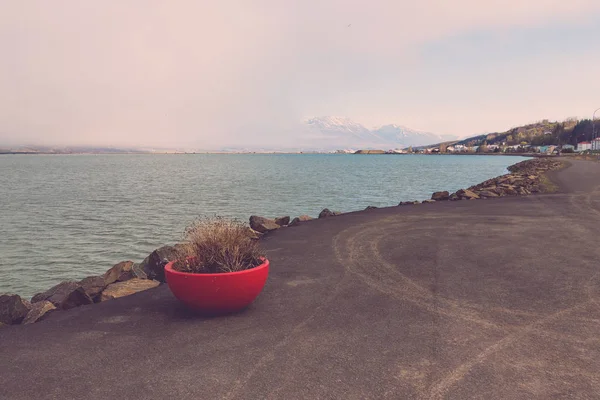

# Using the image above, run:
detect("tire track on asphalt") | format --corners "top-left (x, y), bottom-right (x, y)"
top-left (369, 224), bottom-right (542, 320)
top-left (331, 194), bottom-right (600, 399)
top-left (340, 213), bottom-right (549, 328)
top-left (224, 235), bottom-right (350, 400)
top-left (427, 297), bottom-right (597, 400)
top-left (234, 184), bottom-right (600, 399)
top-left (333, 215), bottom-right (508, 331)
top-left (428, 193), bottom-right (600, 399)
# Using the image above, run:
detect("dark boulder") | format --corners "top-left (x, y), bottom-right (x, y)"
top-left (79, 276), bottom-right (108, 302)
top-left (318, 208), bottom-right (341, 218)
top-left (103, 261), bottom-right (132, 285)
top-left (139, 246), bottom-right (180, 283)
top-left (319, 208), bottom-right (335, 218)
top-left (365, 206), bottom-right (378, 210)
top-left (496, 175), bottom-right (512, 184)
top-left (31, 281), bottom-right (93, 310)
top-left (431, 191), bottom-right (450, 201)
top-left (422, 199), bottom-right (436, 204)
top-left (274, 216), bottom-right (290, 226)
top-left (103, 261), bottom-right (146, 285)
top-left (0, 294), bottom-right (31, 325)
top-left (31, 282), bottom-right (74, 303)
top-left (493, 187), bottom-right (507, 196)
top-left (478, 190), bottom-right (499, 198)
top-left (22, 300), bottom-right (56, 324)
top-left (132, 263), bottom-right (147, 278)
top-left (59, 288), bottom-right (93, 310)
top-left (288, 215), bottom-right (314, 227)
top-left (249, 216), bottom-right (280, 233)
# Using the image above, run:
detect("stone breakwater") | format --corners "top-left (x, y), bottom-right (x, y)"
top-left (401, 158), bottom-right (564, 204)
top-left (0, 158), bottom-right (565, 328)
top-left (0, 248), bottom-right (178, 326)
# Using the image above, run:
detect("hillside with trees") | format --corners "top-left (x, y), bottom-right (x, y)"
top-left (455, 119), bottom-right (596, 149)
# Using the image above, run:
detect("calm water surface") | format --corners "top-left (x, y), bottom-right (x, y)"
top-left (0, 154), bottom-right (526, 297)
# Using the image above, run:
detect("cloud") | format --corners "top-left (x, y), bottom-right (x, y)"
top-left (1, 1), bottom-right (599, 147)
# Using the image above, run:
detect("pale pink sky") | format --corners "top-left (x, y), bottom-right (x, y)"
top-left (1, 1), bottom-right (600, 148)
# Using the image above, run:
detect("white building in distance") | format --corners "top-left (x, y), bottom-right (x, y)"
top-left (577, 141), bottom-right (592, 151)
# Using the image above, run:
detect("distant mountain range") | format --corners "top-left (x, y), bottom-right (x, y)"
top-left (1, 117), bottom-right (457, 154)
top-left (303, 116), bottom-right (457, 150)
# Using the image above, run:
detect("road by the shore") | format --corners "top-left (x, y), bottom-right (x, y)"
top-left (2, 160), bottom-right (600, 399)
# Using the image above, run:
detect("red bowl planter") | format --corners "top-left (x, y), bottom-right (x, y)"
top-left (164, 258), bottom-right (269, 315)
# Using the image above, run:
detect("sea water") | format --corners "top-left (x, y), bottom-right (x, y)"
top-left (0, 153), bottom-right (526, 296)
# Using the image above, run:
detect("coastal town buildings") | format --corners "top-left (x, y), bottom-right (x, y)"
top-left (445, 144), bottom-right (469, 153)
top-left (577, 141), bottom-right (591, 151)
top-left (537, 145), bottom-right (557, 154)
top-left (386, 149), bottom-right (406, 154)
top-left (592, 138), bottom-right (600, 151)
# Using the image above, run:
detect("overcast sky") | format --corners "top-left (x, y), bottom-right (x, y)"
top-left (1, 1), bottom-right (600, 148)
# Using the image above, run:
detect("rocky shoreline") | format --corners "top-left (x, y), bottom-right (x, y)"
top-left (0, 158), bottom-right (565, 328)
top-left (406, 157), bottom-right (564, 203)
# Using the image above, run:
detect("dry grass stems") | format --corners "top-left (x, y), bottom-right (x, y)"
top-left (173, 217), bottom-right (264, 274)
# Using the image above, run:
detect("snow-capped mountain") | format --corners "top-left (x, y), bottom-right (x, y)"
top-left (304, 116), bottom-right (456, 149)
top-left (306, 117), bottom-right (372, 138)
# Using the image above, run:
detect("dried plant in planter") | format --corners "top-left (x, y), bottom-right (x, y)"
top-left (173, 217), bottom-right (265, 274)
